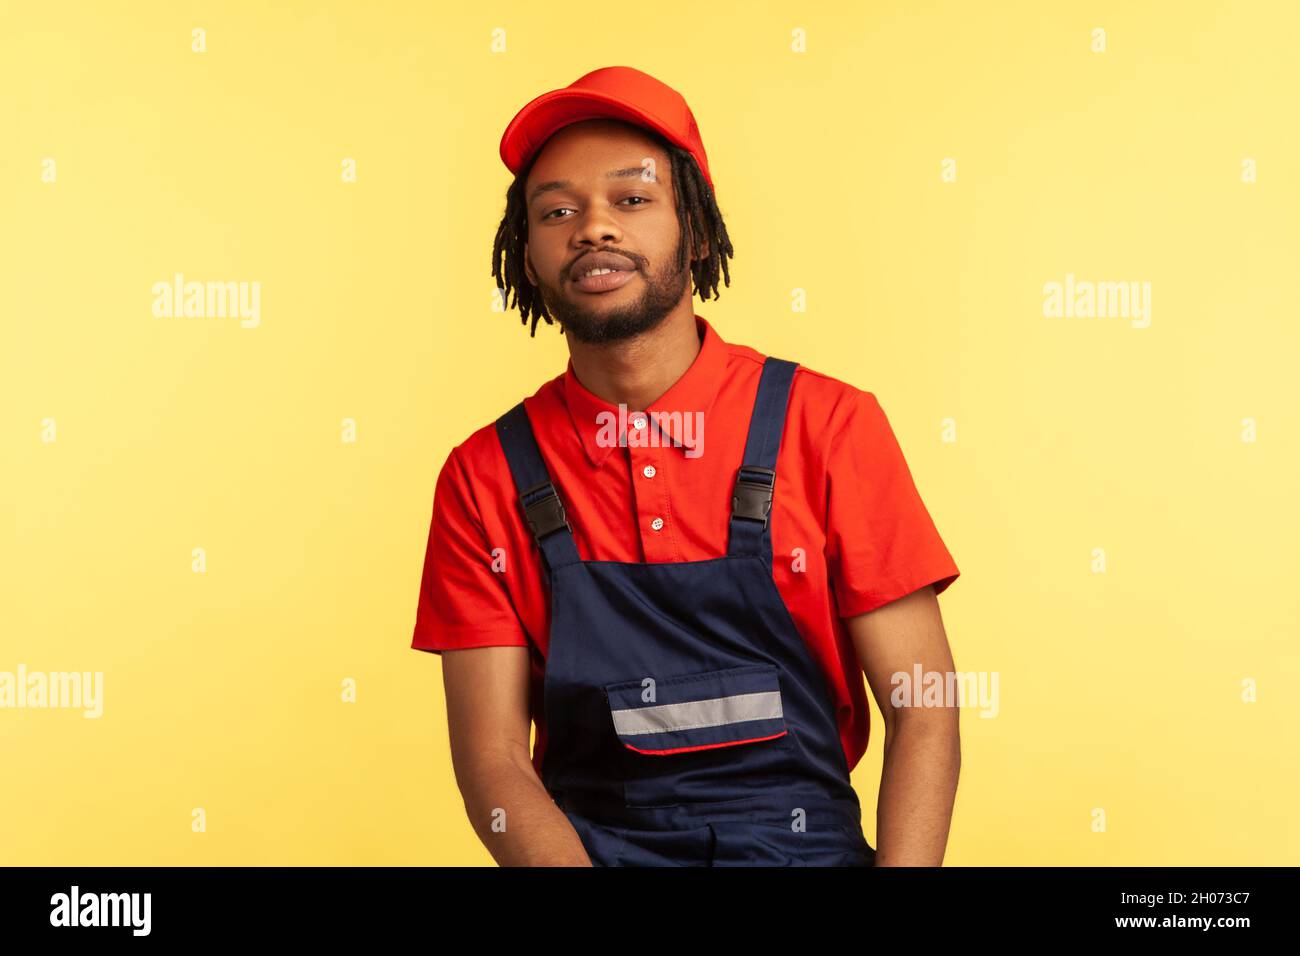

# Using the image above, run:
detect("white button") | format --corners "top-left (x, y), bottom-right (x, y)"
top-left (650, 517), bottom-right (664, 531)
top-left (631, 416), bottom-right (647, 430)
top-left (642, 465), bottom-right (656, 478)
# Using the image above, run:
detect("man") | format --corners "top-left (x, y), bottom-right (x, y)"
top-left (411, 66), bottom-right (961, 866)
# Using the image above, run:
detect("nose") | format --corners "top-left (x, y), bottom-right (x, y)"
top-left (569, 203), bottom-right (623, 248)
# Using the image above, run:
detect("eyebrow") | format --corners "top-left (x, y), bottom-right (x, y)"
top-left (527, 166), bottom-right (656, 206)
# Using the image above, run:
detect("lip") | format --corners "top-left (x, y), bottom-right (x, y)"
top-left (570, 251), bottom-right (637, 280)
top-left (569, 252), bottom-right (638, 294)
top-left (571, 268), bottom-right (636, 294)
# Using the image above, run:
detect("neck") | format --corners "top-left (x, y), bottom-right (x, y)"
top-left (566, 307), bottom-right (702, 411)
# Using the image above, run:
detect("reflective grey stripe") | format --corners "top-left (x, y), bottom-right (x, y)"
top-left (610, 691), bottom-right (783, 737)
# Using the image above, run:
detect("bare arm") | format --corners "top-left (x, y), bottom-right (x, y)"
top-left (440, 646), bottom-right (592, 866)
top-left (846, 584), bottom-right (960, 866)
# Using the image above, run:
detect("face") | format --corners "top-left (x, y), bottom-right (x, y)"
top-left (522, 119), bottom-right (698, 344)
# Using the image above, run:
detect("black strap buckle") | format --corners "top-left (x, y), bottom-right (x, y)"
top-left (519, 481), bottom-right (571, 540)
top-left (731, 465), bottom-right (776, 527)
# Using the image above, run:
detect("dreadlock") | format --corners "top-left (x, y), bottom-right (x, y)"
top-left (490, 132), bottom-right (735, 337)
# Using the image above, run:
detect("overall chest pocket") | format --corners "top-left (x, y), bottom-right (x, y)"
top-left (604, 663), bottom-right (797, 808)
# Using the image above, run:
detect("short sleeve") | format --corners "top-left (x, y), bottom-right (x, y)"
top-left (824, 390), bottom-right (960, 618)
top-left (410, 445), bottom-right (529, 654)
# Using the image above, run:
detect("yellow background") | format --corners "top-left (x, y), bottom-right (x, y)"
top-left (3, 0), bottom-right (1296, 866)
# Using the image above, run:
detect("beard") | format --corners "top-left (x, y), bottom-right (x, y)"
top-left (535, 239), bottom-right (691, 345)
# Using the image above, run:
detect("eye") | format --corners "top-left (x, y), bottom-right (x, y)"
top-left (542, 196), bottom-right (650, 220)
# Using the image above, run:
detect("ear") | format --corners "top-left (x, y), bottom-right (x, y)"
top-left (696, 233), bottom-right (710, 260)
top-left (686, 220), bottom-right (710, 263)
top-left (522, 241), bottom-right (537, 286)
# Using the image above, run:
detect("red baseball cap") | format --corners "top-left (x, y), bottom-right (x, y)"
top-left (498, 65), bottom-right (714, 193)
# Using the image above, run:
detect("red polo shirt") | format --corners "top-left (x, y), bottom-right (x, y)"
top-left (411, 314), bottom-right (959, 776)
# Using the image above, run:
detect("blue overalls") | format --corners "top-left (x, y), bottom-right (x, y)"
top-left (494, 357), bottom-right (875, 866)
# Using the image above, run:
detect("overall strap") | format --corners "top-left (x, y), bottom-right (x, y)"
top-left (728, 357), bottom-right (798, 557)
top-left (494, 403), bottom-right (583, 572)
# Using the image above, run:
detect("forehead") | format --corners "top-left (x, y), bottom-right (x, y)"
top-left (525, 119), bottom-right (671, 195)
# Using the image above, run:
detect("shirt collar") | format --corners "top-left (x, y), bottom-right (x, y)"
top-left (563, 314), bottom-right (729, 468)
